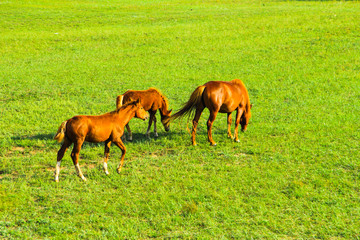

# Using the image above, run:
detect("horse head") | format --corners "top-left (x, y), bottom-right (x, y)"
top-left (240, 104), bottom-right (252, 132)
top-left (134, 99), bottom-right (149, 121)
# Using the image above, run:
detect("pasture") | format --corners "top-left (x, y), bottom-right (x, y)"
top-left (0, 0), bottom-right (359, 238)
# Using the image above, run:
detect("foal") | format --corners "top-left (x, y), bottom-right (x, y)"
top-left (169, 79), bottom-right (252, 146)
top-left (53, 100), bottom-right (149, 182)
top-left (116, 88), bottom-right (172, 140)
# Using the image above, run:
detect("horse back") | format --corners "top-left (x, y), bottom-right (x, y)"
top-left (203, 81), bottom-right (245, 113)
top-left (123, 89), bottom-right (162, 111)
top-left (66, 115), bottom-right (116, 143)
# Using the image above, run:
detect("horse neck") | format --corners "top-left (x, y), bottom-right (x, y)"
top-left (116, 105), bottom-right (137, 125)
top-left (159, 96), bottom-right (169, 115)
top-left (236, 82), bottom-right (250, 110)
top-left (243, 91), bottom-right (251, 114)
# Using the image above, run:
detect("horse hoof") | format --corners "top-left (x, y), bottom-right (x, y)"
top-left (211, 143), bottom-right (217, 146)
top-left (235, 139), bottom-right (240, 143)
top-left (54, 179), bottom-right (59, 183)
top-left (117, 169), bottom-right (122, 174)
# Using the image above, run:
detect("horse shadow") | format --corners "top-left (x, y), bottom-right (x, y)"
top-left (122, 130), bottom-right (181, 144)
top-left (12, 131), bottom-right (179, 146)
top-left (11, 133), bottom-right (54, 141)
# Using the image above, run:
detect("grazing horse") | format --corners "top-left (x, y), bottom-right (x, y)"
top-left (53, 100), bottom-right (149, 182)
top-left (116, 88), bottom-right (172, 140)
top-left (169, 79), bottom-right (252, 146)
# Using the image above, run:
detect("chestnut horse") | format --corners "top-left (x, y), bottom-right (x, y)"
top-left (170, 79), bottom-right (252, 146)
top-left (116, 88), bottom-right (172, 140)
top-left (53, 100), bottom-right (149, 182)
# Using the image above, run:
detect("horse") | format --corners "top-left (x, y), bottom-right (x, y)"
top-left (169, 79), bottom-right (252, 146)
top-left (53, 99), bottom-right (149, 182)
top-left (116, 88), bottom-right (172, 140)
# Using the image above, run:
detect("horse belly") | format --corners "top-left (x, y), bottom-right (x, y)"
top-left (219, 85), bottom-right (242, 113)
top-left (85, 134), bottom-right (108, 143)
top-left (85, 127), bottom-right (112, 143)
top-left (219, 103), bottom-right (237, 113)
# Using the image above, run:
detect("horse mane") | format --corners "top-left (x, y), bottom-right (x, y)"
top-left (149, 87), bottom-right (169, 109)
top-left (114, 100), bottom-right (138, 113)
top-left (231, 79), bottom-right (251, 111)
top-left (231, 79), bottom-right (245, 86)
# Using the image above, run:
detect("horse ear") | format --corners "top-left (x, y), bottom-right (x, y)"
top-left (250, 104), bottom-right (253, 109)
top-left (135, 98), bottom-right (140, 104)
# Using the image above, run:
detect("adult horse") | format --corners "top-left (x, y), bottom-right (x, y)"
top-left (170, 79), bottom-right (252, 146)
top-left (116, 88), bottom-right (172, 140)
top-left (53, 100), bottom-right (149, 182)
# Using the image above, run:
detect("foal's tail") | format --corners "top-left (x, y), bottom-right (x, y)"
top-left (54, 121), bottom-right (67, 143)
top-left (116, 95), bottom-right (124, 109)
top-left (170, 85), bottom-right (206, 122)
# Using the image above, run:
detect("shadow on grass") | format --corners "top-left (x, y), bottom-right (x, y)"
top-left (10, 131), bottom-right (181, 145)
top-left (11, 133), bottom-right (54, 141)
top-left (122, 130), bottom-right (181, 144)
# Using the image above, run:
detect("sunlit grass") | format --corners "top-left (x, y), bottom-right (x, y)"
top-left (0, 0), bottom-right (359, 238)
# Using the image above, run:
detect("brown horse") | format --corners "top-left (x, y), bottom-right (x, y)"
top-left (169, 79), bottom-right (252, 146)
top-left (116, 88), bottom-right (172, 140)
top-left (53, 99), bottom-right (149, 182)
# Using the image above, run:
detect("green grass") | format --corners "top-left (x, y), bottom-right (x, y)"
top-left (1, 0), bottom-right (359, 238)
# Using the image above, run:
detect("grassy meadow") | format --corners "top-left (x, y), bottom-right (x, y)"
top-left (1, 0), bottom-right (359, 238)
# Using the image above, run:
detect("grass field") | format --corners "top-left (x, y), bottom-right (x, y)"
top-left (1, 0), bottom-right (359, 238)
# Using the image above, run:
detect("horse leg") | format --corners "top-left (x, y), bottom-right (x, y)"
top-left (146, 110), bottom-right (156, 139)
top-left (207, 110), bottom-right (218, 146)
top-left (192, 106), bottom-right (204, 146)
top-left (113, 139), bottom-right (126, 174)
top-left (103, 140), bottom-right (111, 175)
top-left (227, 113), bottom-right (233, 139)
top-left (234, 108), bottom-right (244, 142)
top-left (71, 139), bottom-right (86, 181)
top-left (125, 124), bottom-right (132, 141)
top-left (54, 138), bottom-right (72, 182)
top-left (153, 112), bottom-right (158, 138)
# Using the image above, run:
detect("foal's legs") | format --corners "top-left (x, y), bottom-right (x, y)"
top-left (227, 113), bottom-right (233, 139)
top-left (54, 138), bottom-right (72, 182)
top-left (234, 108), bottom-right (244, 142)
top-left (191, 106), bottom-right (204, 146)
top-left (71, 139), bottom-right (86, 181)
top-left (207, 110), bottom-right (218, 146)
top-left (103, 140), bottom-right (111, 175)
top-left (153, 112), bottom-right (158, 138)
top-left (146, 110), bottom-right (157, 138)
top-left (125, 124), bottom-right (132, 141)
top-left (113, 139), bottom-right (126, 174)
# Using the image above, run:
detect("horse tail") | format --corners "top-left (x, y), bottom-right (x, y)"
top-left (54, 121), bottom-right (67, 143)
top-left (116, 95), bottom-right (124, 109)
top-left (170, 85), bottom-right (206, 122)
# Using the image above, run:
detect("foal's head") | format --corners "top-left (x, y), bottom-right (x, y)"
top-left (133, 99), bottom-right (149, 121)
top-left (240, 104), bottom-right (252, 132)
